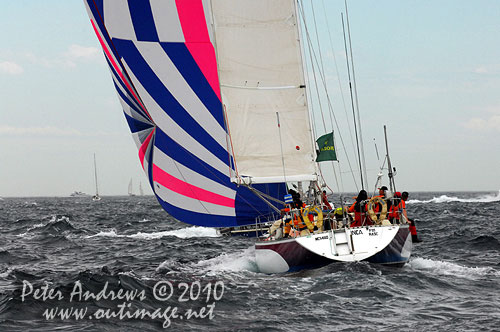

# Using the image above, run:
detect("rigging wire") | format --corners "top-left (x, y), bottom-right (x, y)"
top-left (309, 0), bottom-right (342, 195)
top-left (299, 0), bottom-right (331, 194)
top-left (305, 2), bottom-right (327, 133)
top-left (297, 1), bottom-right (360, 192)
top-left (321, 0), bottom-right (357, 156)
top-left (344, 0), bottom-right (368, 189)
top-left (341, 12), bottom-right (364, 191)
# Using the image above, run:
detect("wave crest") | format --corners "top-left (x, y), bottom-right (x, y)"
top-left (409, 257), bottom-right (499, 279)
top-left (407, 190), bottom-right (500, 204)
top-left (86, 226), bottom-right (220, 240)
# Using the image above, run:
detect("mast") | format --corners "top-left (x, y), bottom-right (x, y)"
top-left (344, 0), bottom-right (368, 189)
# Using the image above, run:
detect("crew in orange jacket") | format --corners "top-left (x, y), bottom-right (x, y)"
top-left (349, 190), bottom-right (372, 227)
top-left (401, 191), bottom-right (421, 242)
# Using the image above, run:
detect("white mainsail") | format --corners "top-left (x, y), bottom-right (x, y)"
top-left (211, 0), bottom-right (317, 184)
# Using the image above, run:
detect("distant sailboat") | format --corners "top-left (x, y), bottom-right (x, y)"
top-left (128, 178), bottom-right (136, 196)
top-left (92, 153), bottom-right (101, 201)
top-left (139, 182), bottom-right (144, 196)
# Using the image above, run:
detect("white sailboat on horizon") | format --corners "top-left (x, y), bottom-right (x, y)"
top-left (128, 178), bottom-right (136, 196)
top-left (92, 153), bottom-right (101, 201)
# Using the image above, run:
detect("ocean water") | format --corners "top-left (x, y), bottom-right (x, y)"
top-left (0, 191), bottom-right (499, 331)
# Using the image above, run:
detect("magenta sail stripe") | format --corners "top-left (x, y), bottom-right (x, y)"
top-left (90, 19), bottom-right (152, 120)
top-left (175, 0), bottom-right (221, 100)
top-left (139, 128), bottom-right (155, 169)
top-left (153, 164), bottom-right (235, 208)
top-left (174, 0), bottom-right (209, 42)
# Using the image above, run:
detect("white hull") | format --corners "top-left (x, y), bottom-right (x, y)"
top-left (256, 224), bottom-right (412, 273)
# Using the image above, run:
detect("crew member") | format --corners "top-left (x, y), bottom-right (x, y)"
top-left (401, 191), bottom-right (421, 242)
top-left (283, 217), bottom-right (292, 238)
top-left (388, 191), bottom-right (402, 222)
top-left (288, 189), bottom-right (304, 209)
top-left (378, 186), bottom-right (388, 197)
top-left (367, 185), bottom-right (387, 220)
top-left (348, 190), bottom-right (372, 227)
top-left (334, 207), bottom-right (344, 229)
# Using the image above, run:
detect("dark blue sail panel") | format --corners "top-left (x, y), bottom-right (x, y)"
top-left (123, 112), bottom-right (153, 134)
top-left (128, 0), bottom-right (159, 42)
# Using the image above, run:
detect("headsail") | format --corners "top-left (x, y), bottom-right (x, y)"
top-left (84, 0), bottom-right (285, 227)
top-left (212, 0), bottom-right (317, 184)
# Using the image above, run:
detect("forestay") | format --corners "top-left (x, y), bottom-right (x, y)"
top-left (84, 0), bottom-right (286, 227)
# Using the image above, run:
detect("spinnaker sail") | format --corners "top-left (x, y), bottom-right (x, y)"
top-left (84, 0), bottom-right (296, 227)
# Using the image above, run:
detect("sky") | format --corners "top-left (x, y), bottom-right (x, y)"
top-left (1, 0), bottom-right (499, 197)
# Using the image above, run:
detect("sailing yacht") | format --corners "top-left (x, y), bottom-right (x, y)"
top-left (84, 0), bottom-right (412, 273)
top-left (92, 153), bottom-right (101, 201)
top-left (128, 178), bottom-right (136, 196)
top-left (139, 182), bottom-right (144, 196)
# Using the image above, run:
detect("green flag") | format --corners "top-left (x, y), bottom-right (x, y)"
top-left (316, 132), bottom-right (337, 162)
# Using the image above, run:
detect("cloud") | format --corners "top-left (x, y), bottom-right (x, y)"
top-left (462, 115), bottom-right (500, 131)
top-left (472, 64), bottom-right (500, 75)
top-left (25, 52), bottom-right (75, 69)
top-left (0, 61), bottom-right (24, 75)
top-left (24, 44), bottom-right (102, 69)
top-left (64, 44), bottom-right (100, 60)
top-left (0, 126), bottom-right (82, 137)
top-left (473, 66), bottom-right (488, 74)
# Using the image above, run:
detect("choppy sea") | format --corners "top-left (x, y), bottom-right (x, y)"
top-left (0, 191), bottom-right (499, 331)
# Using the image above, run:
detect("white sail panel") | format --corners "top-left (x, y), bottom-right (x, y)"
top-left (212, 0), bottom-right (316, 183)
top-left (149, 0), bottom-right (185, 42)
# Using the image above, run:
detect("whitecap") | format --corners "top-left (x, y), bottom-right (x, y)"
top-left (86, 226), bottom-right (219, 240)
top-left (408, 257), bottom-right (499, 279)
top-left (192, 246), bottom-right (258, 273)
top-left (86, 229), bottom-right (120, 238)
top-left (407, 190), bottom-right (500, 204)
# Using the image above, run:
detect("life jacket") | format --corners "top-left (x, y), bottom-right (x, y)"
top-left (293, 212), bottom-right (308, 231)
top-left (388, 199), bottom-right (401, 220)
top-left (284, 218), bottom-right (292, 234)
top-left (349, 202), bottom-right (371, 227)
